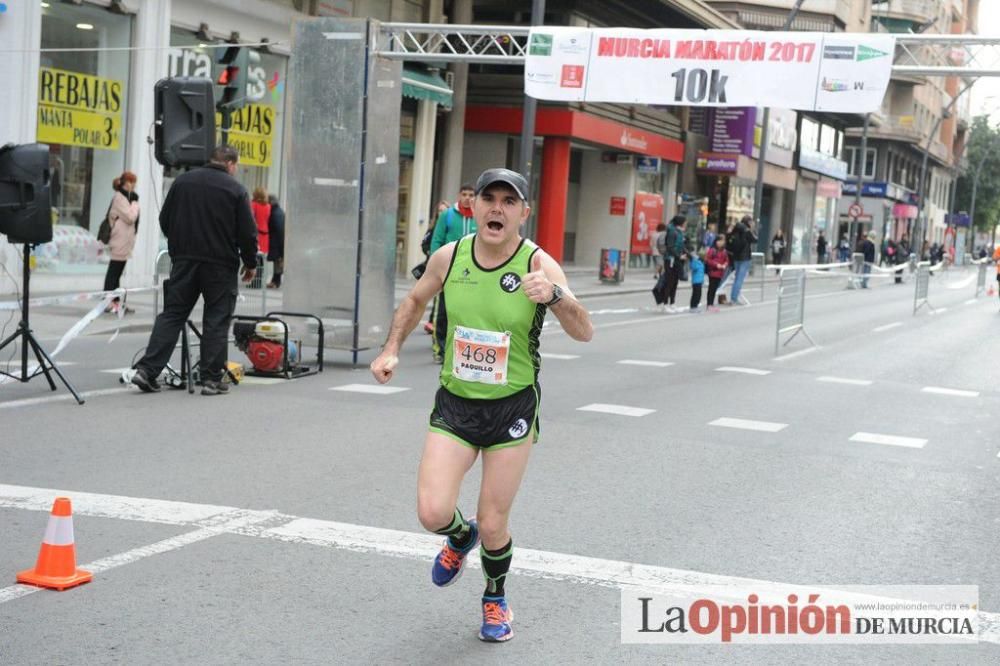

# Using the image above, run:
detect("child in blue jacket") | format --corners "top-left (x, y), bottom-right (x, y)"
top-left (689, 250), bottom-right (706, 311)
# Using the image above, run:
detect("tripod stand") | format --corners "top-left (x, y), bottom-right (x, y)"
top-left (0, 243), bottom-right (83, 404)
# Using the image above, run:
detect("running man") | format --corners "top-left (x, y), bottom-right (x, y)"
top-left (370, 168), bottom-right (593, 642)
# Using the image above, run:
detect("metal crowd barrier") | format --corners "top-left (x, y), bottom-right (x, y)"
top-left (913, 261), bottom-right (933, 315)
top-left (774, 268), bottom-right (814, 355)
top-left (751, 251), bottom-right (765, 302)
top-left (233, 254), bottom-right (277, 318)
top-left (975, 260), bottom-right (988, 298)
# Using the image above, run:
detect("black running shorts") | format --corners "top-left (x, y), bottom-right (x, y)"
top-left (429, 384), bottom-right (540, 449)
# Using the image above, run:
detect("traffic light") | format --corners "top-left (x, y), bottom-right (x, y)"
top-left (216, 43), bottom-right (249, 110)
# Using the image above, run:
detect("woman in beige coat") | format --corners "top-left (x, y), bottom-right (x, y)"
top-left (103, 171), bottom-right (140, 314)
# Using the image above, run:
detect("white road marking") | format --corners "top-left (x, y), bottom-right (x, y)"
top-left (239, 376), bottom-right (287, 386)
top-left (929, 307), bottom-right (949, 315)
top-left (715, 366), bottom-right (771, 376)
top-left (329, 384), bottom-right (410, 395)
top-left (0, 387), bottom-right (128, 409)
top-left (100, 367), bottom-right (133, 374)
top-left (709, 417), bottom-right (788, 433)
top-left (1, 483), bottom-right (999, 643)
top-left (849, 432), bottom-right (927, 449)
top-left (817, 376), bottom-right (873, 387)
top-left (0, 504), bottom-right (278, 605)
top-left (922, 386), bottom-right (980, 398)
top-left (577, 403), bottom-right (655, 417)
top-left (964, 299), bottom-right (978, 306)
top-left (873, 322), bottom-right (903, 333)
top-left (773, 347), bottom-right (820, 361)
top-left (616, 360), bottom-right (675, 368)
top-left (588, 308), bottom-right (640, 315)
top-left (1, 361), bottom-right (78, 380)
top-left (540, 353), bottom-right (580, 360)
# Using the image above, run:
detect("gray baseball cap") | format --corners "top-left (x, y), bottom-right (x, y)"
top-left (475, 168), bottom-right (529, 201)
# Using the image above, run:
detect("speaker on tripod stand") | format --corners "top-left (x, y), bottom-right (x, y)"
top-left (0, 142), bottom-right (83, 404)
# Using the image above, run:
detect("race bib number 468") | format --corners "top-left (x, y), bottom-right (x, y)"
top-left (452, 325), bottom-right (510, 385)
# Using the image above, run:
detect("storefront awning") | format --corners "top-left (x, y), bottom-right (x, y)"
top-left (402, 67), bottom-right (452, 109)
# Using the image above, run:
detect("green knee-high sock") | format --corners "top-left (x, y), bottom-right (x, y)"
top-left (481, 539), bottom-right (513, 597)
top-left (433, 509), bottom-right (472, 549)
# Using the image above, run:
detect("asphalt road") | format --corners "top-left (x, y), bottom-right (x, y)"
top-left (1, 267), bottom-right (998, 664)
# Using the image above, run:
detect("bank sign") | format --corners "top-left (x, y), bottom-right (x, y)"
top-left (37, 67), bottom-right (123, 150)
top-left (525, 28), bottom-right (895, 112)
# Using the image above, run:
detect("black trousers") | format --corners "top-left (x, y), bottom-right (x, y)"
top-left (690, 283), bottom-right (702, 309)
top-left (103, 260), bottom-right (127, 298)
top-left (433, 292), bottom-right (448, 354)
top-left (707, 276), bottom-right (722, 305)
top-left (137, 259), bottom-right (237, 382)
top-left (664, 263), bottom-right (681, 304)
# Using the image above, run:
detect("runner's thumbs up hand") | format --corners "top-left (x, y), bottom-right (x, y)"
top-left (370, 352), bottom-right (398, 384)
top-left (522, 252), bottom-right (553, 304)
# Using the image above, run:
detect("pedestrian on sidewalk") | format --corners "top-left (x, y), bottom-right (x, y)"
top-left (429, 185), bottom-right (476, 363)
top-left (130, 145), bottom-right (257, 396)
top-left (651, 222), bottom-right (666, 278)
top-left (652, 215), bottom-right (688, 312)
top-left (728, 215), bottom-right (756, 305)
top-left (251, 187), bottom-right (271, 260)
top-left (816, 231), bottom-right (828, 265)
top-left (770, 230), bottom-right (786, 275)
top-left (705, 235), bottom-right (728, 310)
top-left (861, 232), bottom-right (876, 288)
top-left (837, 234), bottom-right (851, 263)
top-left (369, 167), bottom-right (593, 643)
top-left (266, 194), bottom-right (285, 288)
top-left (102, 170), bottom-right (140, 315)
top-left (689, 249), bottom-right (705, 312)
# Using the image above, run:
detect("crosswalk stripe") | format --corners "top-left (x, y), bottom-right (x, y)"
top-left (849, 432), bottom-right (927, 449)
top-left (577, 403), bottom-right (655, 417)
top-left (817, 376), bottom-right (873, 386)
top-left (921, 386), bottom-right (979, 398)
top-left (617, 360), bottom-right (674, 368)
top-left (329, 384), bottom-right (410, 395)
top-left (709, 417), bottom-right (787, 432)
top-left (715, 366), bottom-right (771, 376)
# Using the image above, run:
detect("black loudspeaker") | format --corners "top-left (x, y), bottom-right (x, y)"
top-left (0, 143), bottom-right (53, 244)
top-left (154, 77), bottom-right (216, 167)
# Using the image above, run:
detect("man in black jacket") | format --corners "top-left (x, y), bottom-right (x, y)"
top-left (132, 145), bottom-right (258, 395)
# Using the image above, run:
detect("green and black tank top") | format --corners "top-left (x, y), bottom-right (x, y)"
top-left (439, 235), bottom-right (546, 400)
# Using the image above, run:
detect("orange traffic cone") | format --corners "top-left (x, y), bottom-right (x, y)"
top-left (16, 497), bottom-right (92, 591)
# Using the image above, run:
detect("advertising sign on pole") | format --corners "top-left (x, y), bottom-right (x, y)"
top-left (525, 28), bottom-right (895, 112)
top-left (630, 192), bottom-right (664, 256)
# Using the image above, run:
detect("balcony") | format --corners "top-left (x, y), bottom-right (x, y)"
top-left (706, 0), bottom-right (851, 28)
top-left (871, 0), bottom-right (937, 27)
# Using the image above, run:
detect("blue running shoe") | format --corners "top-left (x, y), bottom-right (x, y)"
top-left (479, 596), bottom-right (514, 642)
top-left (431, 519), bottom-right (479, 587)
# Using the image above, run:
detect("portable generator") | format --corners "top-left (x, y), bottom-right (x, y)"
top-left (231, 312), bottom-right (324, 379)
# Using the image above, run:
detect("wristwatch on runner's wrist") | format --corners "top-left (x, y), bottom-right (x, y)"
top-left (545, 284), bottom-right (564, 307)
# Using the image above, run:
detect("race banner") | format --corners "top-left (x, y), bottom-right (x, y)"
top-left (37, 67), bottom-right (124, 150)
top-left (525, 28), bottom-right (895, 112)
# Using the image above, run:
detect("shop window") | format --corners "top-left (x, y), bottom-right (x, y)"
top-left (800, 117), bottom-right (820, 153)
top-left (38, 2), bottom-right (132, 266)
